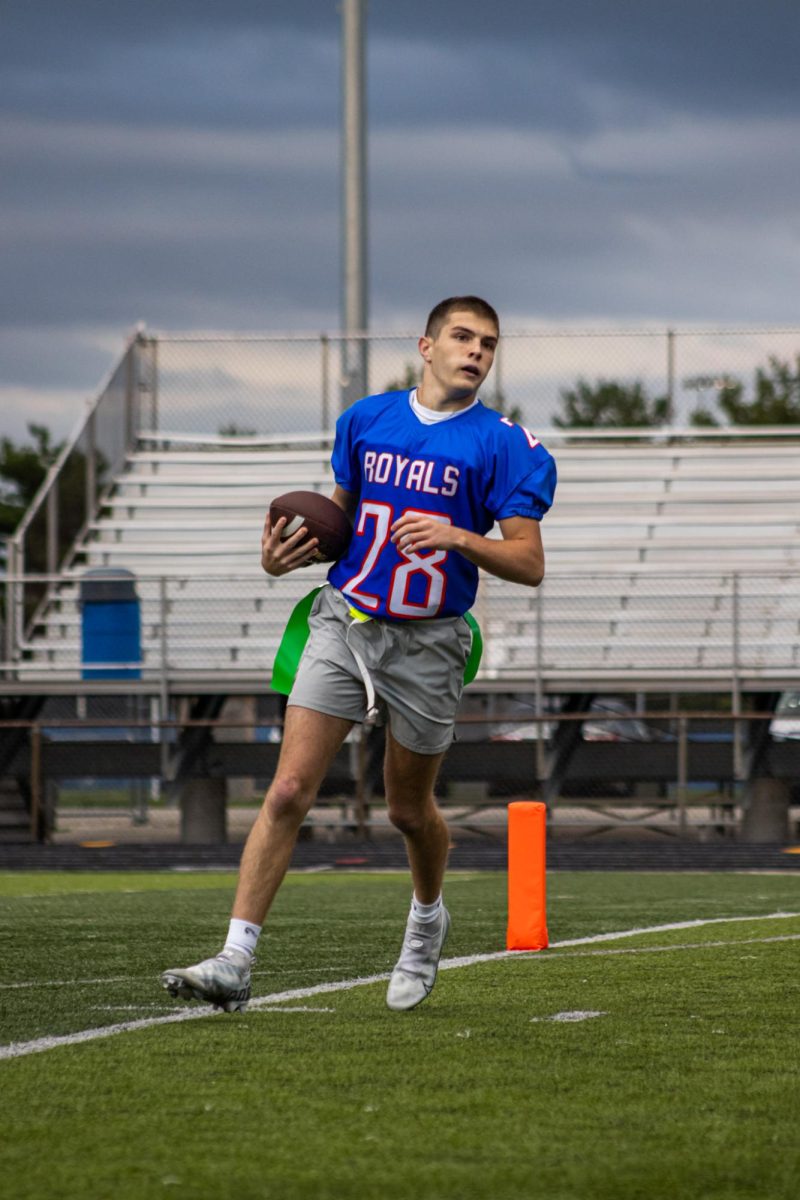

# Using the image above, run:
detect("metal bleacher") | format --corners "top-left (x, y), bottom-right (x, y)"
top-left (15, 428), bottom-right (800, 694)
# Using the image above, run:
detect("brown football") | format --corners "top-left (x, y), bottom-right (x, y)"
top-left (269, 490), bottom-right (353, 563)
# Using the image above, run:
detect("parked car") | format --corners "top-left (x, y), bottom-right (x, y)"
top-left (769, 691), bottom-right (800, 741)
top-left (581, 698), bottom-right (652, 743)
top-left (488, 697), bottom-right (652, 743)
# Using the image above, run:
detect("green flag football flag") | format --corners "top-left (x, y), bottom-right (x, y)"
top-left (270, 587), bottom-right (483, 695)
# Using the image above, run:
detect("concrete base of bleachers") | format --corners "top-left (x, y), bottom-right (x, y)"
top-left (741, 778), bottom-right (792, 842)
top-left (180, 777), bottom-right (228, 843)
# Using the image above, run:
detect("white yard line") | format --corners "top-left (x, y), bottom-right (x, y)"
top-left (441, 910), bottom-right (800, 969)
top-left (528, 932), bottom-right (800, 959)
top-left (1, 911), bottom-right (798, 1062)
top-left (531, 1011), bottom-right (608, 1023)
top-left (1, 976), bottom-right (130, 991)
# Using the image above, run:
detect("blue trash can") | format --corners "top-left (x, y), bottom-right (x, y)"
top-left (80, 568), bottom-right (141, 680)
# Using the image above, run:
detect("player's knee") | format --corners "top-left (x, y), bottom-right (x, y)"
top-left (265, 773), bottom-right (312, 825)
top-left (387, 802), bottom-right (427, 837)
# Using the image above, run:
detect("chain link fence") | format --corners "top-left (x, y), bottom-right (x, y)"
top-left (142, 325), bottom-right (800, 435)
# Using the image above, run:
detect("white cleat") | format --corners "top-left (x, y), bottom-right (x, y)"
top-left (161, 948), bottom-right (252, 1013)
top-left (386, 907), bottom-right (450, 1012)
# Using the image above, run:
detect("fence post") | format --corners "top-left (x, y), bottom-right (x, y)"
top-left (124, 342), bottom-right (136, 449)
top-left (30, 723), bottom-right (42, 842)
top-left (4, 540), bottom-right (16, 669)
top-left (86, 407), bottom-right (97, 520)
top-left (677, 715), bottom-right (688, 835)
top-left (353, 728), bottom-right (369, 837)
top-left (731, 572), bottom-right (744, 780)
top-left (2, 559), bottom-right (9, 671)
top-left (11, 538), bottom-right (23, 662)
top-left (46, 484), bottom-right (58, 576)
top-left (149, 336), bottom-right (159, 434)
top-left (666, 328), bottom-right (676, 425)
top-left (535, 585), bottom-right (546, 783)
top-left (494, 338), bottom-right (504, 409)
top-left (321, 334), bottom-right (330, 431)
top-left (340, 337), bottom-right (368, 413)
top-left (159, 575), bottom-right (170, 783)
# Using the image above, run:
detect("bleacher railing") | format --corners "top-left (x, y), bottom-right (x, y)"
top-left (6, 329), bottom-right (153, 645)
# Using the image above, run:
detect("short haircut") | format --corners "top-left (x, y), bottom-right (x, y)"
top-left (425, 296), bottom-right (500, 339)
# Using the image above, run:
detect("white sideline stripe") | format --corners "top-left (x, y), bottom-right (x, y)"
top-left (1, 911), bottom-right (797, 1063)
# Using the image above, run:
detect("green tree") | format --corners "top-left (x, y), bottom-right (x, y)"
top-left (0, 424), bottom-right (62, 559)
top-left (1, 424), bottom-right (105, 579)
top-left (218, 422), bottom-right (257, 437)
top-left (383, 362), bottom-right (420, 392)
top-left (690, 355), bottom-right (800, 426)
top-left (553, 379), bottom-right (670, 428)
top-left (490, 387), bottom-right (523, 424)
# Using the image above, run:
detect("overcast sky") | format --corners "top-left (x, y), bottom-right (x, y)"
top-left (2, 0), bottom-right (800, 441)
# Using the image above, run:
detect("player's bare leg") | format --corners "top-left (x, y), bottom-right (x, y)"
top-left (383, 729), bottom-right (452, 1010)
top-left (232, 705), bottom-right (354, 924)
top-left (383, 730), bottom-right (450, 901)
top-left (161, 705), bottom-right (352, 1010)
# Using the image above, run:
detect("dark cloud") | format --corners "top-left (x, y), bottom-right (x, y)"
top-left (4, 2), bottom-right (800, 132)
top-left (2, 1), bottom-right (800, 437)
top-left (0, 28), bottom-right (338, 132)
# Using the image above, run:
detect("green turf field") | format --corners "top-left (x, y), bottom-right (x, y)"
top-left (1, 869), bottom-right (799, 1200)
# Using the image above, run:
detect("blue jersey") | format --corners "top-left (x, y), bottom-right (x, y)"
top-left (327, 390), bottom-right (557, 621)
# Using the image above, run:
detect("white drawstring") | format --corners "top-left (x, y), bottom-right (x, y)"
top-left (345, 616), bottom-right (380, 726)
top-left (344, 608), bottom-right (452, 728)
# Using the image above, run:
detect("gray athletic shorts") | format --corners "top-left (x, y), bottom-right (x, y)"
top-left (288, 585), bottom-right (473, 755)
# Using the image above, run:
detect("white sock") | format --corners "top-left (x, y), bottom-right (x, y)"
top-left (224, 918), bottom-right (261, 958)
top-left (411, 894), bottom-right (442, 924)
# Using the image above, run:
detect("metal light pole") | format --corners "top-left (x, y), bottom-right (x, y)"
top-left (341, 0), bottom-right (368, 411)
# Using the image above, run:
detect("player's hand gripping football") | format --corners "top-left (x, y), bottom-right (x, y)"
top-left (261, 514), bottom-right (320, 576)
